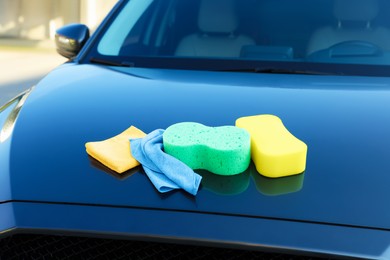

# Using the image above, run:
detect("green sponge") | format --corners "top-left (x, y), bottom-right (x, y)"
top-left (163, 122), bottom-right (251, 175)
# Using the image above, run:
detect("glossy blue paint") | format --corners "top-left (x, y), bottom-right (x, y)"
top-left (5, 201), bottom-right (390, 259)
top-left (0, 204), bottom-right (15, 235)
top-left (6, 66), bottom-right (390, 213)
top-left (1, 63), bottom-right (390, 258)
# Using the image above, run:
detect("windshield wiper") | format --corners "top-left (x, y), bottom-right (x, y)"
top-left (90, 57), bottom-right (134, 67)
top-left (220, 67), bottom-right (338, 75)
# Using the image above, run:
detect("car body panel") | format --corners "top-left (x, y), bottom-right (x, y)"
top-left (1, 201), bottom-right (390, 259)
top-left (3, 64), bottom-right (390, 235)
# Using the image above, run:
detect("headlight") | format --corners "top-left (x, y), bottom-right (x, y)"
top-left (0, 87), bottom-right (33, 143)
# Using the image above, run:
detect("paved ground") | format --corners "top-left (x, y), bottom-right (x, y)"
top-left (0, 40), bottom-right (66, 106)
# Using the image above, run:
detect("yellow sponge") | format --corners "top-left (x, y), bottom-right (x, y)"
top-left (236, 115), bottom-right (307, 178)
top-left (85, 126), bottom-right (146, 174)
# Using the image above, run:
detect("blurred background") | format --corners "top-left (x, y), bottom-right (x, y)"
top-left (0, 0), bottom-right (117, 106)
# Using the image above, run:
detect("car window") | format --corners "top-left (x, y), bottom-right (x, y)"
top-left (98, 0), bottom-right (154, 55)
top-left (90, 0), bottom-right (390, 75)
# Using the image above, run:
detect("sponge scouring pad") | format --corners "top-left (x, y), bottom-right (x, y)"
top-left (236, 114), bottom-right (307, 178)
top-left (163, 122), bottom-right (251, 175)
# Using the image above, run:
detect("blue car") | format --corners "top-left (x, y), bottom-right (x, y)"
top-left (1, 0), bottom-right (390, 259)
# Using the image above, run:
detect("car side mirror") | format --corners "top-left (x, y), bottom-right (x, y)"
top-left (55, 24), bottom-right (90, 59)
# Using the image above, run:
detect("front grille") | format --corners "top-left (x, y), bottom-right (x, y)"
top-left (0, 234), bottom-right (334, 260)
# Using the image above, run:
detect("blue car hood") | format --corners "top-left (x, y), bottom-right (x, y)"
top-left (3, 64), bottom-right (390, 231)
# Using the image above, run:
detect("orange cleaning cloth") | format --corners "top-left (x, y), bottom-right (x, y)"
top-left (85, 126), bottom-right (146, 173)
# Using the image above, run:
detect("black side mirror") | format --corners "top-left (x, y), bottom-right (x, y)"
top-left (55, 24), bottom-right (90, 59)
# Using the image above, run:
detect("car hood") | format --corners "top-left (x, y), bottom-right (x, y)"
top-left (3, 64), bottom-right (390, 231)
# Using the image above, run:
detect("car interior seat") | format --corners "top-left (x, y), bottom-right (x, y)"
top-left (175, 0), bottom-right (255, 57)
top-left (306, 0), bottom-right (390, 55)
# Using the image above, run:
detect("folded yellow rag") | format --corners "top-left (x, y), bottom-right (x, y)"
top-left (85, 126), bottom-right (146, 173)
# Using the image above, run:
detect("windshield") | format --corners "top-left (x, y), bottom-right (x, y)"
top-left (87, 0), bottom-right (390, 75)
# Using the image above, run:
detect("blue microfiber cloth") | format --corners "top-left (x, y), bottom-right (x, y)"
top-left (130, 129), bottom-right (202, 196)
